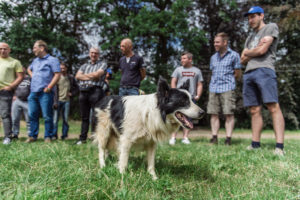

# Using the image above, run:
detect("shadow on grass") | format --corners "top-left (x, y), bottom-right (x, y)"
top-left (126, 155), bottom-right (214, 182)
top-left (192, 138), bottom-right (244, 145)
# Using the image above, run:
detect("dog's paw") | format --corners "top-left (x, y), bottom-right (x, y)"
top-left (99, 163), bottom-right (106, 168)
top-left (152, 175), bottom-right (158, 181)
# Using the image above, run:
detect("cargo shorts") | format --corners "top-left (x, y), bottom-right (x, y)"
top-left (207, 90), bottom-right (236, 115)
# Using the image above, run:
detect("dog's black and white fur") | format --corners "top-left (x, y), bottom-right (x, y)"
top-left (94, 77), bottom-right (204, 179)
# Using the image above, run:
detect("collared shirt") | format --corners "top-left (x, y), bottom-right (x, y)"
top-left (209, 48), bottom-right (241, 93)
top-left (78, 60), bottom-right (107, 87)
top-left (29, 54), bottom-right (60, 92)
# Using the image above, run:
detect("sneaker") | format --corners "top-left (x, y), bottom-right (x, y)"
top-left (52, 135), bottom-right (58, 140)
top-left (274, 148), bottom-right (285, 156)
top-left (169, 138), bottom-right (176, 145)
top-left (224, 138), bottom-right (231, 146)
top-left (181, 138), bottom-right (191, 144)
top-left (61, 136), bottom-right (68, 140)
top-left (44, 138), bottom-right (51, 143)
top-left (75, 140), bottom-right (86, 145)
top-left (3, 137), bottom-right (11, 145)
top-left (246, 145), bottom-right (260, 150)
top-left (11, 135), bottom-right (19, 140)
top-left (25, 137), bottom-right (37, 143)
top-left (209, 137), bottom-right (218, 144)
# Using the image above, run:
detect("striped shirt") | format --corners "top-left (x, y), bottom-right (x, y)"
top-left (78, 60), bottom-right (107, 87)
top-left (209, 48), bottom-right (241, 93)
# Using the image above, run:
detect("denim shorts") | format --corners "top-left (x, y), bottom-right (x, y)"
top-left (243, 68), bottom-right (278, 107)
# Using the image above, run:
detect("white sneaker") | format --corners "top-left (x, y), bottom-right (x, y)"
top-left (169, 138), bottom-right (176, 145)
top-left (274, 148), bottom-right (285, 156)
top-left (181, 138), bottom-right (191, 144)
top-left (3, 137), bottom-right (11, 145)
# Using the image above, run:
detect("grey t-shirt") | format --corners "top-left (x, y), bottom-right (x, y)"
top-left (171, 66), bottom-right (203, 97)
top-left (244, 23), bottom-right (279, 72)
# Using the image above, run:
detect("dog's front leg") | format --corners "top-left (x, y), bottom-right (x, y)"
top-left (147, 142), bottom-right (158, 180)
top-left (118, 139), bottom-right (132, 174)
top-left (98, 144), bottom-right (106, 168)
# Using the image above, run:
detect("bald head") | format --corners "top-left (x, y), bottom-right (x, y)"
top-left (0, 42), bottom-right (11, 58)
top-left (120, 38), bottom-right (133, 56)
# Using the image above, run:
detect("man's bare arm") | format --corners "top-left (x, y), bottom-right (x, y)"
top-left (195, 82), bottom-right (203, 101)
top-left (234, 69), bottom-right (242, 80)
top-left (27, 68), bottom-right (32, 77)
top-left (244, 36), bottom-right (274, 57)
top-left (171, 77), bottom-right (177, 89)
top-left (241, 49), bottom-right (251, 65)
top-left (2, 72), bottom-right (24, 91)
top-left (140, 68), bottom-right (146, 80)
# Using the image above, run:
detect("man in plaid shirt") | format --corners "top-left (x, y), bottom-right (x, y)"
top-left (207, 32), bottom-right (241, 145)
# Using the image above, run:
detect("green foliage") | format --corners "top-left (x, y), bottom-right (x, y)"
top-left (0, 0), bottom-right (97, 69)
top-left (0, 0), bottom-right (300, 129)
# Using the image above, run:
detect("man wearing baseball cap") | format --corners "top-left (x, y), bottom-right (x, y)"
top-left (241, 6), bottom-right (285, 155)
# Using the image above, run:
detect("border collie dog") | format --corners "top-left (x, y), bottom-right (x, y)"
top-left (94, 77), bottom-right (204, 180)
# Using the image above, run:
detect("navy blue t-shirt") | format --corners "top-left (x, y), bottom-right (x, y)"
top-left (119, 54), bottom-right (145, 88)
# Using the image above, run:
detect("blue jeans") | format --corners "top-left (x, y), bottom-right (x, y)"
top-left (53, 101), bottom-right (70, 138)
top-left (119, 87), bottom-right (139, 96)
top-left (28, 91), bottom-right (54, 139)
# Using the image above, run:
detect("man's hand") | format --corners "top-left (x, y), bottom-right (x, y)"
top-left (2, 86), bottom-right (13, 91)
top-left (53, 104), bottom-right (58, 109)
top-left (43, 87), bottom-right (51, 93)
top-left (194, 95), bottom-right (200, 101)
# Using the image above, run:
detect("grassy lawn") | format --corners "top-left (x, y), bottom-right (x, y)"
top-left (0, 130), bottom-right (299, 199)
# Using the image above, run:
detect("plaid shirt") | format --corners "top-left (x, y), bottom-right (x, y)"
top-left (209, 48), bottom-right (241, 93)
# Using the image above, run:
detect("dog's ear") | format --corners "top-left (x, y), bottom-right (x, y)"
top-left (157, 76), bottom-right (169, 122)
top-left (179, 79), bottom-right (190, 91)
top-left (157, 76), bottom-right (170, 99)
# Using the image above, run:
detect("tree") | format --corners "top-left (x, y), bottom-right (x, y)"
top-left (0, 0), bottom-right (98, 71)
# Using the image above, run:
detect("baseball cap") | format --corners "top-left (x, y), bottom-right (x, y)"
top-left (244, 6), bottom-right (264, 17)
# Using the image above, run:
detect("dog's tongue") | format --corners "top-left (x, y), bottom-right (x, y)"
top-left (182, 115), bottom-right (194, 129)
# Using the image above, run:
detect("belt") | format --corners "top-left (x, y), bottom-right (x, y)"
top-left (121, 86), bottom-right (138, 89)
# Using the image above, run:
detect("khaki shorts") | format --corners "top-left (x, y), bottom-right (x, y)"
top-left (207, 90), bottom-right (236, 115)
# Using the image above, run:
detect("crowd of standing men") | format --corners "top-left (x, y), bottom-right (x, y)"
top-left (0, 6), bottom-right (285, 155)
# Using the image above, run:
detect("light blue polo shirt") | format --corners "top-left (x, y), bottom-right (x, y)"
top-left (29, 54), bottom-right (60, 92)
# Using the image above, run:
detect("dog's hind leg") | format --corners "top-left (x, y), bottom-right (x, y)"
top-left (146, 142), bottom-right (158, 180)
top-left (118, 137), bottom-right (132, 174)
top-left (95, 111), bottom-right (111, 168)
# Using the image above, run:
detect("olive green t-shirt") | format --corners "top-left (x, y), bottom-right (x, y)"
top-left (58, 74), bottom-right (70, 102)
top-left (0, 57), bottom-right (23, 89)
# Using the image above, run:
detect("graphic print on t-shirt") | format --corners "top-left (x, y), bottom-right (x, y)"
top-left (182, 71), bottom-right (195, 77)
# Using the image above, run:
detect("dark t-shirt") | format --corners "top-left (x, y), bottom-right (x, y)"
top-left (15, 76), bottom-right (31, 101)
top-left (119, 54), bottom-right (145, 88)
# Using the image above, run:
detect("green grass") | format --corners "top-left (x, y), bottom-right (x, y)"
top-left (0, 135), bottom-right (299, 199)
